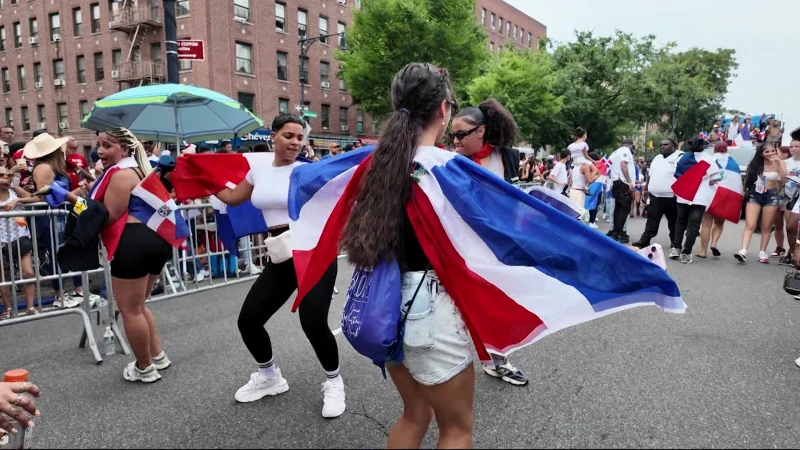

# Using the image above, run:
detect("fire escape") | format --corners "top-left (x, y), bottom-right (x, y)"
top-left (109, 1), bottom-right (164, 88)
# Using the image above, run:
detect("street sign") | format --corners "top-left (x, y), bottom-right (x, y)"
top-left (303, 111), bottom-right (317, 118)
top-left (178, 40), bottom-right (205, 61)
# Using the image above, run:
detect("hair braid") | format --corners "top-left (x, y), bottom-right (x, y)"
top-left (105, 127), bottom-right (153, 176)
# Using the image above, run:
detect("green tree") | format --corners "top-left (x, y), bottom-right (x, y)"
top-left (466, 46), bottom-right (563, 149)
top-left (337, 0), bottom-right (490, 121)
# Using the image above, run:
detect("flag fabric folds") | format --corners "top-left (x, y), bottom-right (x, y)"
top-left (289, 146), bottom-right (685, 363)
top-left (128, 171), bottom-right (190, 248)
top-left (671, 153), bottom-right (720, 207)
top-left (706, 154), bottom-right (744, 223)
top-left (88, 156), bottom-right (139, 259)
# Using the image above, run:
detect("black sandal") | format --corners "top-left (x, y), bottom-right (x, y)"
top-left (710, 247), bottom-right (721, 257)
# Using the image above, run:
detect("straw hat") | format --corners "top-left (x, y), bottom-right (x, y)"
top-left (23, 133), bottom-right (69, 159)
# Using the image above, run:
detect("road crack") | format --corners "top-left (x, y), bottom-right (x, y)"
top-left (346, 397), bottom-right (390, 437)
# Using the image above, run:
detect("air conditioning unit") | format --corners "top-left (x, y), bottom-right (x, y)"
top-left (233, 16), bottom-right (247, 24)
top-left (36, 122), bottom-right (46, 130)
top-left (339, 125), bottom-right (349, 132)
top-left (111, 70), bottom-right (120, 79)
top-left (34, 81), bottom-right (43, 90)
top-left (28, 37), bottom-right (38, 45)
top-left (321, 81), bottom-right (330, 89)
top-left (337, 0), bottom-right (346, 4)
top-left (52, 34), bottom-right (61, 42)
top-left (53, 79), bottom-right (65, 87)
top-left (108, 20), bottom-right (117, 28)
top-left (58, 122), bottom-right (68, 130)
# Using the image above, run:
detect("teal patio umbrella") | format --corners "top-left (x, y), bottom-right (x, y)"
top-left (81, 84), bottom-right (263, 146)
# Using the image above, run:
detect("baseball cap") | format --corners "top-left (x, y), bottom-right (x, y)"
top-left (621, 138), bottom-right (634, 145)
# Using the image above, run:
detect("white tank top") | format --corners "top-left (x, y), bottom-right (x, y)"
top-left (568, 141), bottom-right (590, 165)
top-left (245, 156), bottom-right (303, 226)
top-left (571, 165), bottom-right (587, 189)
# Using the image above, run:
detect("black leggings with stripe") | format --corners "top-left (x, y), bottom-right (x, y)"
top-left (237, 258), bottom-right (339, 371)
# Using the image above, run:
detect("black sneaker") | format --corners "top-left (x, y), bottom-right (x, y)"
top-left (619, 233), bottom-right (631, 244)
top-left (779, 255), bottom-right (794, 266)
top-left (483, 363), bottom-right (529, 386)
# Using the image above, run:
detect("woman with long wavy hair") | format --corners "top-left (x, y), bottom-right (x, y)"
top-left (735, 142), bottom-right (786, 263)
top-left (341, 63), bottom-right (473, 448)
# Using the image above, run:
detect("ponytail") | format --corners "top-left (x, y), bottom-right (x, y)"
top-left (455, 98), bottom-right (518, 149)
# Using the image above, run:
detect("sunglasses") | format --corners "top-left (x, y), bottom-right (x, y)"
top-left (448, 125), bottom-right (481, 142)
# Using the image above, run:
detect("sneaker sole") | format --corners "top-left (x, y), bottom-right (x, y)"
top-left (482, 367), bottom-right (502, 378)
top-left (322, 404), bottom-right (347, 419)
top-left (734, 254), bottom-right (746, 263)
top-left (235, 381), bottom-right (289, 403)
top-left (123, 371), bottom-right (162, 384)
top-left (500, 375), bottom-right (529, 386)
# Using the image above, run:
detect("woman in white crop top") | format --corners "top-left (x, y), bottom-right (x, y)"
top-left (568, 127), bottom-right (595, 166)
top-left (214, 114), bottom-right (345, 418)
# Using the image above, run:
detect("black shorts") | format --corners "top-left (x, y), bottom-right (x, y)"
top-left (1, 236), bottom-right (33, 274)
top-left (110, 223), bottom-right (173, 279)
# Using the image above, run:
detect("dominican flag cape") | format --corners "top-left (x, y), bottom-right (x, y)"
top-left (706, 153), bottom-right (743, 223)
top-left (172, 152), bottom-right (307, 255)
top-left (289, 146), bottom-right (685, 362)
top-left (671, 152), bottom-right (724, 210)
top-left (128, 171), bottom-right (190, 248)
top-left (89, 157), bottom-right (139, 259)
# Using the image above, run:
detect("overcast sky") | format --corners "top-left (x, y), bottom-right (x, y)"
top-left (507, 0), bottom-right (798, 143)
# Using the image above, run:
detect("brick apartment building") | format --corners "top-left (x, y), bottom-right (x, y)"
top-left (0, 0), bottom-right (544, 153)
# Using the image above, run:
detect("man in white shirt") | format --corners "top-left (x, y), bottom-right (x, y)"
top-left (632, 139), bottom-right (682, 253)
top-left (607, 139), bottom-right (636, 242)
top-left (547, 149), bottom-right (570, 195)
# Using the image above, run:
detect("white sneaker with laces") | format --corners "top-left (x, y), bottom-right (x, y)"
top-left (123, 362), bottom-right (162, 383)
top-left (668, 248), bottom-right (680, 260)
top-left (151, 352), bottom-right (172, 371)
top-left (759, 251), bottom-right (769, 263)
top-left (195, 271), bottom-right (206, 282)
top-left (235, 370), bottom-right (289, 403)
top-left (248, 265), bottom-right (262, 275)
top-left (321, 379), bottom-right (346, 418)
top-left (589, 222), bottom-right (599, 229)
top-left (734, 249), bottom-right (747, 263)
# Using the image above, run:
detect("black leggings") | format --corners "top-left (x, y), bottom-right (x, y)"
top-left (673, 203), bottom-right (706, 254)
top-left (237, 258), bottom-right (339, 371)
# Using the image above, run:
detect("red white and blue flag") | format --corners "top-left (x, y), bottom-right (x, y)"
top-left (88, 157), bottom-right (139, 259)
top-left (671, 153), bottom-right (722, 208)
top-left (289, 146), bottom-right (685, 362)
top-left (128, 172), bottom-right (190, 248)
top-left (706, 154), bottom-right (743, 223)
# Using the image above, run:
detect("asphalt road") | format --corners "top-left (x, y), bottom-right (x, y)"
top-left (3, 215), bottom-right (800, 449)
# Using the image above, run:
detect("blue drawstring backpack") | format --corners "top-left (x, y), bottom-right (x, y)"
top-left (342, 258), bottom-right (428, 377)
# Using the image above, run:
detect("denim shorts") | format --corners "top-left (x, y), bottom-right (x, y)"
top-left (389, 271), bottom-right (472, 386)
top-left (749, 188), bottom-right (779, 207)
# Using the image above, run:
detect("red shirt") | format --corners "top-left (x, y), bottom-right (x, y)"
top-left (66, 153), bottom-right (88, 190)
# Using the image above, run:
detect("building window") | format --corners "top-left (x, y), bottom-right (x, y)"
top-left (490, 13), bottom-right (495, 30)
top-left (53, 59), bottom-right (64, 81)
top-left (73, 8), bottom-right (82, 36)
top-left (16, 65), bottom-right (24, 91)
top-left (299, 57), bottom-right (308, 84)
top-left (0, 27), bottom-right (5, 51)
top-left (176, 0), bottom-right (190, 17)
top-left (339, 107), bottom-right (348, 130)
top-left (528, 32), bottom-right (532, 47)
top-left (79, 100), bottom-right (89, 118)
top-left (234, 0), bottom-right (250, 22)
top-left (5, 108), bottom-right (12, 128)
top-left (235, 42), bottom-right (252, 74)
top-left (498, 17), bottom-right (503, 35)
top-left (9, 0), bottom-right (16, 5)
top-left (520, 28), bottom-right (525, 43)
top-left (489, 41), bottom-right (494, 52)
top-left (278, 98), bottom-right (289, 114)
top-left (356, 109), bottom-right (364, 134)
top-left (75, 55), bottom-right (86, 83)
top-left (506, 21), bottom-right (510, 37)
top-left (94, 52), bottom-right (104, 81)
top-left (338, 72), bottom-right (346, 91)
top-left (275, 2), bottom-right (285, 32)
top-left (238, 92), bottom-right (255, 113)
top-left (513, 25), bottom-right (517, 41)
top-left (1, 68), bottom-right (9, 93)
top-left (20, 106), bottom-right (29, 131)
top-left (33, 62), bottom-right (41, 84)
top-left (150, 42), bottom-right (162, 67)
top-left (298, 9), bottom-right (307, 38)
top-left (276, 51), bottom-right (287, 81)
top-left (12, 22), bottom-right (21, 48)
top-left (319, 16), bottom-right (328, 43)
top-left (36, 104), bottom-right (44, 124)
top-left (49, 13), bottom-right (60, 41)
top-left (320, 61), bottom-right (329, 85)
top-left (337, 22), bottom-right (346, 49)
top-left (29, 18), bottom-right (38, 40)
top-left (481, 8), bottom-right (486, 26)
top-left (321, 104), bottom-right (329, 130)
top-left (90, 4), bottom-right (100, 34)
top-left (57, 103), bottom-right (67, 126)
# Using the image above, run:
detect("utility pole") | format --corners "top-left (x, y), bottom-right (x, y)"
top-left (297, 32), bottom-right (344, 114)
top-left (163, 0), bottom-right (179, 83)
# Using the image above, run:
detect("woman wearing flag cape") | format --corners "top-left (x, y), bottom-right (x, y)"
top-left (92, 128), bottom-right (178, 383)
top-left (291, 63), bottom-right (684, 448)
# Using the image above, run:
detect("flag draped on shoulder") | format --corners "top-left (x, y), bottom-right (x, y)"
top-left (129, 171), bottom-right (190, 248)
top-left (706, 154), bottom-right (743, 223)
top-left (671, 152), bottom-right (720, 207)
top-left (88, 156), bottom-right (138, 259)
top-left (289, 145), bottom-right (685, 363)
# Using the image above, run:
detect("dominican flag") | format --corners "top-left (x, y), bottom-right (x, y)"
top-left (289, 146), bottom-right (685, 362)
top-left (129, 172), bottom-right (190, 248)
top-left (206, 195), bottom-right (267, 256)
top-left (88, 157), bottom-right (139, 259)
top-left (595, 157), bottom-right (609, 176)
top-left (706, 154), bottom-right (743, 223)
top-left (671, 152), bottom-right (720, 207)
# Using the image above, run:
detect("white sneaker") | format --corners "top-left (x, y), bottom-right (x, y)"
top-left (668, 248), bottom-right (681, 260)
top-left (758, 251), bottom-right (769, 264)
top-left (123, 362), bottom-right (162, 383)
top-left (151, 352), bottom-right (172, 371)
top-left (734, 249), bottom-right (747, 263)
top-left (248, 265), bottom-right (262, 276)
top-left (195, 271), bottom-right (206, 282)
top-left (321, 379), bottom-right (346, 418)
top-left (234, 370), bottom-right (289, 403)
top-left (589, 222), bottom-right (599, 229)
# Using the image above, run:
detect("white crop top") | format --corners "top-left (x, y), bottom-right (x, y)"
top-left (763, 171), bottom-right (780, 182)
top-left (245, 159), bottom-right (303, 227)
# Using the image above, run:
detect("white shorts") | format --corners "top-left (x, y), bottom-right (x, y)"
top-left (392, 271), bottom-right (472, 386)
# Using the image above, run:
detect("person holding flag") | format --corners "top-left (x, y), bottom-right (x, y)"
top-left (93, 127), bottom-right (187, 383)
top-left (695, 141), bottom-right (743, 259)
